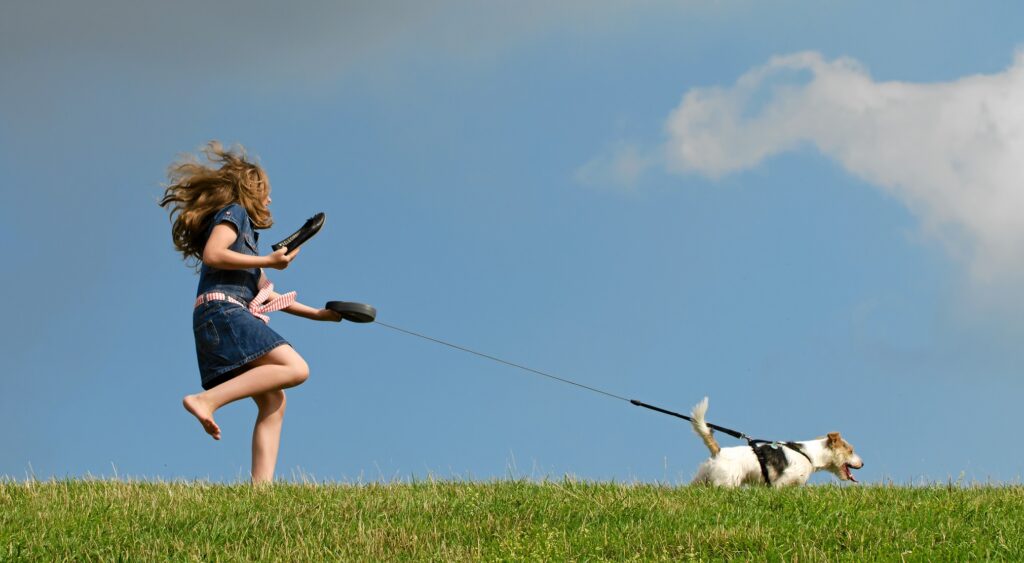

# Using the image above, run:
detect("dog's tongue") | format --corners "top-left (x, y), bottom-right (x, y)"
top-left (845, 464), bottom-right (858, 483)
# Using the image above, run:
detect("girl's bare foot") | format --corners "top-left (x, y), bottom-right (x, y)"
top-left (183, 394), bottom-right (221, 440)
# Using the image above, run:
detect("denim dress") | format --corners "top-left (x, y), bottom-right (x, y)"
top-left (193, 203), bottom-right (289, 390)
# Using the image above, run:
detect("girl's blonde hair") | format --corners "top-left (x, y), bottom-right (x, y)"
top-left (160, 141), bottom-right (272, 266)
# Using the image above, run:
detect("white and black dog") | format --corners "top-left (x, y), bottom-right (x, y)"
top-left (689, 397), bottom-right (863, 487)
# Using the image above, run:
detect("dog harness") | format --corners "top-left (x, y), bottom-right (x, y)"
top-left (629, 400), bottom-right (815, 486)
top-left (194, 275), bottom-right (296, 324)
top-left (749, 440), bottom-right (814, 486)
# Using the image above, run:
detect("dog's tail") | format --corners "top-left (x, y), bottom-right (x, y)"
top-left (690, 397), bottom-right (720, 457)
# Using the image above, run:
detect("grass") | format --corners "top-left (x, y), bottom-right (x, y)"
top-left (3, 479), bottom-right (1024, 561)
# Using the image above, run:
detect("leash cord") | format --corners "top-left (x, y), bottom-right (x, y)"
top-left (373, 320), bottom-right (630, 402)
top-left (372, 320), bottom-right (752, 441)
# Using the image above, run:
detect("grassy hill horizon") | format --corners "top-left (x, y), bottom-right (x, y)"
top-left (3, 479), bottom-right (1023, 560)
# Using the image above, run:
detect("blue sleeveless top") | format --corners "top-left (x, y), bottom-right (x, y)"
top-left (195, 203), bottom-right (261, 301)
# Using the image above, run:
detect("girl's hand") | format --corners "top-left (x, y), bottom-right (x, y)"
top-left (265, 247), bottom-right (299, 270)
top-left (315, 308), bottom-right (344, 322)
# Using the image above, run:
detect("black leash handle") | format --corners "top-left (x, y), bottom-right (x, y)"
top-left (629, 399), bottom-right (750, 441)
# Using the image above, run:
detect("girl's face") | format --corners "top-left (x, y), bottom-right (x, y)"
top-left (258, 169), bottom-right (272, 208)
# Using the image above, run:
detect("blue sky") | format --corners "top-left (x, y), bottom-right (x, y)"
top-left (3, 1), bottom-right (1024, 484)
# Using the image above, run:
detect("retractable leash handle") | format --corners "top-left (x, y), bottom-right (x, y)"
top-left (325, 301), bottom-right (377, 323)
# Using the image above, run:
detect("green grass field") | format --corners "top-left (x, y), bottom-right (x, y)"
top-left (3, 480), bottom-right (1023, 561)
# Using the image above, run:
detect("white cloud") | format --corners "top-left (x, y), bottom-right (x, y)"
top-left (616, 50), bottom-right (1024, 285)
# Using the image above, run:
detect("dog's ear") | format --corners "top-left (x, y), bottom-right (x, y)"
top-left (826, 432), bottom-right (842, 447)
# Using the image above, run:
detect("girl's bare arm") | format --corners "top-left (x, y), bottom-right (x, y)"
top-left (282, 300), bottom-right (342, 322)
top-left (202, 223), bottom-right (298, 270)
top-left (256, 262), bottom-right (343, 322)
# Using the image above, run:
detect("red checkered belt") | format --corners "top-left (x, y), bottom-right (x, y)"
top-left (194, 275), bottom-right (296, 324)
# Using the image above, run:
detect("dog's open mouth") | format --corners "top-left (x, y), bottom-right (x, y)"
top-left (842, 463), bottom-right (859, 483)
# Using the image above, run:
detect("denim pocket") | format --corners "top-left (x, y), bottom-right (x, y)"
top-left (194, 319), bottom-right (220, 350)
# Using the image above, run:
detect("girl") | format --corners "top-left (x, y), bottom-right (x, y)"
top-left (160, 141), bottom-right (341, 484)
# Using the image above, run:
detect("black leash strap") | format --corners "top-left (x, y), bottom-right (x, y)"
top-left (627, 400), bottom-right (750, 440)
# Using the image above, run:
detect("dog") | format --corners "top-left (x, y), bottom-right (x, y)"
top-left (689, 397), bottom-right (863, 487)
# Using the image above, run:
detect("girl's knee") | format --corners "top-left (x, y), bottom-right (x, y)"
top-left (255, 347), bottom-right (309, 388)
top-left (270, 346), bottom-right (308, 387)
top-left (288, 357), bottom-right (309, 387)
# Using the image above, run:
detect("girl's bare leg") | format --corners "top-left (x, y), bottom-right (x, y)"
top-left (251, 389), bottom-right (286, 484)
top-left (183, 344), bottom-right (308, 440)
